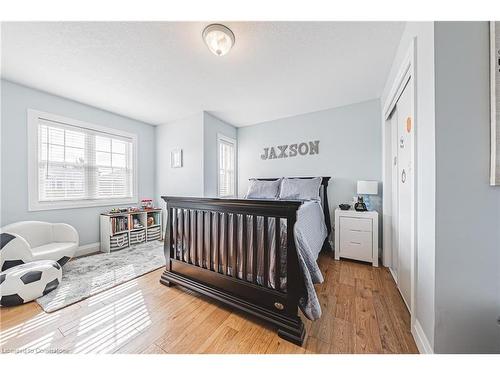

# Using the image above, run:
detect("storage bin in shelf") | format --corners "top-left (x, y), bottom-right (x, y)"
top-left (147, 225), bottom-right (161, 241)
top-left (130, 229), bottom-right (146, 245)
top-left (147, 234), bottom-right (161, 242)
top-left (110, 233), bottom-right (129, 251)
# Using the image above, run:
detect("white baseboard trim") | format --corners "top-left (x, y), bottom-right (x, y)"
top-left (412, 319), bottom-right (433, 354)
top-left (75, 242), bottom-right (101, 257)
top-left (389, 266), bottom-right (398, 284)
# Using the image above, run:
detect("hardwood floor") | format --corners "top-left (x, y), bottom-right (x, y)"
top-left (0, 254), bottom-right (418, 354)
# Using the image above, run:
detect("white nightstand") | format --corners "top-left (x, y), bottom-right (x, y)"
top-left (334, 209), bottom-right (379, 267)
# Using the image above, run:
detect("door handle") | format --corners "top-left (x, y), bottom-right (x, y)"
top-left (401, 169), bottom-right (406, 183)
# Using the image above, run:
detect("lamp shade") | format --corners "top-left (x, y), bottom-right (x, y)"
top-left (357, 180), bottom-right (378, 195)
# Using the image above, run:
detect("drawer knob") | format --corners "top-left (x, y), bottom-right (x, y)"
top-left (274, 302), bottom-right (284, 310)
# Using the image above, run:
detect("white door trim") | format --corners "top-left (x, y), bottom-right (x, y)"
top-left (382, 37), bottom-right (417, 330)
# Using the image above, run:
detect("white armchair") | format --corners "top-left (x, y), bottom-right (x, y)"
top-left (0, 221), bottom-right (79, 271)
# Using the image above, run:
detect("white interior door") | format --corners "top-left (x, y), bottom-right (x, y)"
top-left (395, 80), bottom-right (412, 310)
top-left (390, 109), bottom-right (399, 281)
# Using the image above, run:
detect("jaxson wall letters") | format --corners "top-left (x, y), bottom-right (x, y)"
top-left (260, 140), bottom-right (320, 160)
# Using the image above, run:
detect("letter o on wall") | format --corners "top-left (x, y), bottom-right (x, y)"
top-left (298, 142), bottom-right (309, 155)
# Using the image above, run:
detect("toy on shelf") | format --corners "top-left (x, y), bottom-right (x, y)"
top-left (133, 218), bottom-right (143, 229)
top-left (147, 216), bottom-right (155, 227)
top-left (141, 199), bottom-right (153, 210)
top-left (109, 208), bottom-right (128, 214)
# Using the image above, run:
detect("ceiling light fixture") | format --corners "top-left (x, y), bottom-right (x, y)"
top-left (202, 24), bottom-right (235, 57)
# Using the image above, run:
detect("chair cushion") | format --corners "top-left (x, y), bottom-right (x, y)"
top-left (31, 242), bottom-right (77, 263)
top-left (0, 260), bottom-right (62, 307)
top-left (1, 221), bottom-right (54, 248)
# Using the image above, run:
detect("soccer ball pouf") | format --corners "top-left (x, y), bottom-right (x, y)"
top-left (0, 233), bottom-right (34, 271)
top-left (0, 260), bottom-right (62, 307)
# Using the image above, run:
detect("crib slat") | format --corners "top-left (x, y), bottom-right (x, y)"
top-left (183, 209), bottom-right (187, 261)
top-left (179, 209), bottom-right (184, 261)
top-left (186, 210), bottom-right (191, 263)
top-left (222, 213), bottom-right (228, 275)
top-left (190, 210), bottom-right (194, 264)
top-left (201, 211), bottom-right (205, 269)
top-left (286, 216), bottom-right (298, 294)
top-left (208, 212), bottom-right (213, 271)
top-left (232, 214), bottom-right (237, 278)
top-left (263, 216), bottom-right (269, 288)
top-left (167, 207), bottom-right (173, 261)
top-left (172, 208), bottom-right (179, 259)
top-left (171, 209), bottom-right (176, 260)
top-left (215, 213), bottom-right (220, 273)
top-left (193, 210), bottom-right (198, 266)
top-left (242, 214), bottom-right (247, 280)
top-left (252, 215), bottom-right (258, 284)
top-left (275, 217), bottom-right (280, 291)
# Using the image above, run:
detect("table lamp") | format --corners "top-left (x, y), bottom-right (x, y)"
top-left (357, 180), bottom-right (378, 211)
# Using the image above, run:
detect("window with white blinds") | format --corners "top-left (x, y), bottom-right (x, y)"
top-left (28, 110), bottom-right (137, 210)
top-left (217, 134), bottom-right (236, 198)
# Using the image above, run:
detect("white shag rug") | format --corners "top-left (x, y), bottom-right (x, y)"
top-left (36, 241), bottom-right (165, 312)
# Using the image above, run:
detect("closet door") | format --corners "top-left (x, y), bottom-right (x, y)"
top-left (390, 108), bottom-right (399, 281)
top-left (396, 80), bottom-right (412, 310)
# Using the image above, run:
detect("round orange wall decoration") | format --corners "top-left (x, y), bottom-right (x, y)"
top-left (406, 117), bottom-right (412, 133)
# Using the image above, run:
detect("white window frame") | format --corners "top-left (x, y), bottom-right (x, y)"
top-left (27, 109), bottom-right (138, 211)
top-left (216, 133), bottom-right (237, 198)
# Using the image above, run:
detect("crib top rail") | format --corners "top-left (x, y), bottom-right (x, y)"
top-left (161, 196), bottom-right (302, 218)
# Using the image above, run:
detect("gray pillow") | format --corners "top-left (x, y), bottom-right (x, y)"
top-left (278, 177), bottom-right (322, 201)
top-left (245, 179), bottom-right (282, 199)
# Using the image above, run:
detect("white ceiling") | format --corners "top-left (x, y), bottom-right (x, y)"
top-left (1, 22), bottom-right (404, 127)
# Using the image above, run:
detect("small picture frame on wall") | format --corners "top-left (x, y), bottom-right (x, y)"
top-left (171, 149), bottom-right (183, 168)
top-left (490, 22), bottom-right (500, 186)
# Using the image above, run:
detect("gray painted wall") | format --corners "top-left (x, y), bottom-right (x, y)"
top-left (381, 21), bottom-right (437, 350)
top-left (0, 80), bottom-right (156, 246)
top-left (155, 112), bottom-right (204, 202)
top-left (155, 111), bottom-right (237, 204)
top-left (434, 21), bottom-right (500, 353)
top-left (203, 112), bottom-right (237, 197)
top-left (237, 99), bottom-right (382, 240)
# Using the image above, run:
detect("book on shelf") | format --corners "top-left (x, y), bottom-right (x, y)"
top-left (111, 216), bottom-right (128, 234)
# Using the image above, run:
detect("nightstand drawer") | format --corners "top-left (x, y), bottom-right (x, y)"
top-left (339, 217), bottom-right (372, 232)
top-left (339, 230), bottom-right (372, 261)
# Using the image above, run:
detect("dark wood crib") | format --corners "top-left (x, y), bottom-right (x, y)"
top-left (160, 177), bottom-right (331, 346)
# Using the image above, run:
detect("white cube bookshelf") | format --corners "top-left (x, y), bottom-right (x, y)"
top-left (100, 209), bottom-right (163, 253)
